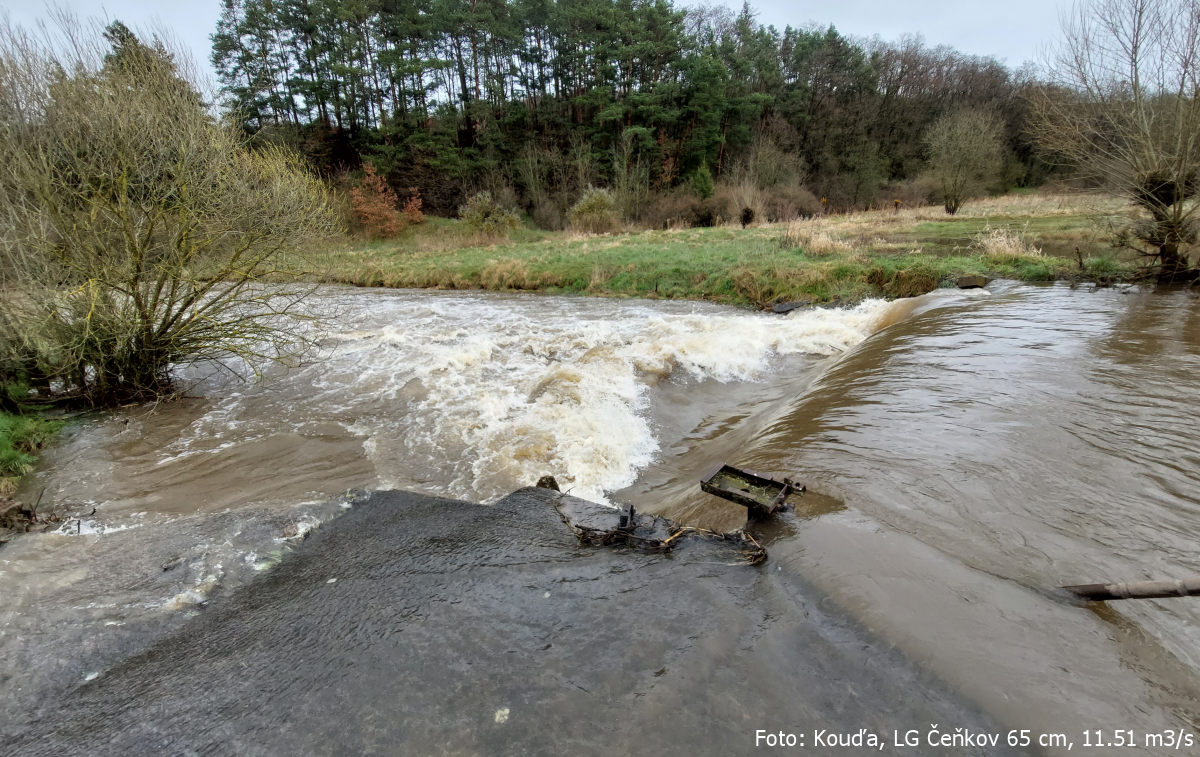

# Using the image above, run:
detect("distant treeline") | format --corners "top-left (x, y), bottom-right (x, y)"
top-left (212, 0), bottom-right (1049, 222)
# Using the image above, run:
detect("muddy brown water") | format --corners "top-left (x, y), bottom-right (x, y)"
top-left (2, 282), bottom-right (1198, 754)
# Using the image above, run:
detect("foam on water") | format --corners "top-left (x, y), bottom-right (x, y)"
top-left (185, 290), bottom-right (895, 503)
top-left (43, 289), bottom-right (899, 511)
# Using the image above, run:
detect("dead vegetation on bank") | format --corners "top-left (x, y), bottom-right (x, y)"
top-left (0, 490), bottom-right (67, 546)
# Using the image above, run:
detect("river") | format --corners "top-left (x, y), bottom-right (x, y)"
top-left (2, 282), bottom-right (1198, 752)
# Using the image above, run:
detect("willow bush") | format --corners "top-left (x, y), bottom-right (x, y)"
top-left (568, 187), bottom-right (621, 234)
top-left (0, 20), bottom-right (338, 406)
top-left (1030, 0), bottom-right (1200, 281)
top-left (458, 191), bottom-right (520, 239)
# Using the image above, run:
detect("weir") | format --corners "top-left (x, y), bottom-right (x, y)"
top-left (9, 487), bottom-right (1022, 756)
top-left (8, 284), bottom-right (1200, 750)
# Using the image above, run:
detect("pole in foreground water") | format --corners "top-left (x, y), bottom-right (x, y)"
top-left (1062, 577), bottom-right (1200, 601)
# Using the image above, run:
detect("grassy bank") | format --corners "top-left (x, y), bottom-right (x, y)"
top-left (0, 411), bottom-right (61, 497)
top-left (302, 192), bottom-right (1140, 308)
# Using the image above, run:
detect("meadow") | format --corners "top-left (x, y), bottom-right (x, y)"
top-left (303, 192), bottom-right (1139, 308)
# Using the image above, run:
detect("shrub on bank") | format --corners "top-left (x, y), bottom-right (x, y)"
top-left (763, 185), bottom-right (823, 222)
top-left (531, 199), bottom-right (566, 231)
top-left (0, 21), bottom-right (338, 407)
top-left (642, 192), bottom-right (700, 229)
top-left (402, 188), bottom-right (425, 225)
top-left (574, 182), bottom-right (823, 231)
top-left (350, 164), bottom-right (405, 238)
top-left (640, 191), bottom-right (729, 229)
top-left (459, 191), bottom-right (521, 238)
top-left (880, 177), bottom-right (938, 211)
top-left (568, 187), bottom-right (621, 233)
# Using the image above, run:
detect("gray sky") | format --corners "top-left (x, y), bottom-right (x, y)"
top-left (742, 0), bottom-right (1069, 68)
top-left (4, 0), bottom-right (1069, 87)
top-left (4, 1), bottom-right (225, 89)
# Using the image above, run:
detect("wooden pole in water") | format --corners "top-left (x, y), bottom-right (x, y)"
top-left (1063, 577), bottom-right (1200, 601)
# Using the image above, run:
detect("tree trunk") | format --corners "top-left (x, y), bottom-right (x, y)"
top-left (716, 117), bottom-right (728, 176)
top-left (1157, 240), bottom-right (1193, 283)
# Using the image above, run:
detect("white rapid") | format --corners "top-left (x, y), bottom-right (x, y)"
top-left (31, 288), bottom-right (894, 514)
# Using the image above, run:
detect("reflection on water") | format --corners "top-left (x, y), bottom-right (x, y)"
top-left (719, 283), bottom-right (1200, 746)
top-left (3, 283), bottom-right (1200, 752)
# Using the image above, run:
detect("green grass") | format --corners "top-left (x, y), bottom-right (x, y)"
top-left (895, 215), bottom-right (1104, 258)
top-left (295, 192), bottom-right (1141, 308)
top-left (0, 411), bottom-right (62, 495)
top-left (300, 224), bottom-right (992, 306)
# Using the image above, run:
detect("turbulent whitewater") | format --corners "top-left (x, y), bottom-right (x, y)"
top-left (33, 288), bottom-right (894, 512)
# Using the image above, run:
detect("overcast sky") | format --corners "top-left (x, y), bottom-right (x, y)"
top-left (746, 0), bottom-right (1069, 68)
top-left (3, 0), bottom-right (1071, 88)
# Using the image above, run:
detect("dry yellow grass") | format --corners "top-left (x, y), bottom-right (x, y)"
top-left (771, 192), bottom-right (1128, 238)
top-left (764, 192), bottom-right (1132, 263)
top-left (780, 220), bottom-right (853, 254)
top-left (479, 259), bottom-right (535, 289)
top-left (970, 225), bottom-right (1044, 261)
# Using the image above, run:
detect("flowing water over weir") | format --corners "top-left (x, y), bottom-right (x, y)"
top-left (3, 283), bottom-right (1200, 752)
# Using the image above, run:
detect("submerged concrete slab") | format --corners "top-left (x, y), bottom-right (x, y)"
top-left (11, 488), bottom-right (1027, 755)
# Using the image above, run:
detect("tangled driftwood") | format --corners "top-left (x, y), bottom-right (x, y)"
top-left (538, 476), bottom-right (767, 565)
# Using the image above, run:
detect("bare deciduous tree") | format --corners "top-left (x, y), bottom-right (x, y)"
top-left (925, 108), bottom-right (1005, 215)
top-left (0, 18), bottom-right (339, 405)
top-left (1030, 0), bottom-right (1200, 281)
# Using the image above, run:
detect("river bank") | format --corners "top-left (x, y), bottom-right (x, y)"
top-left (0, 192), bottom-right (1152, 501)
top-left (301, 192), bottom-right (1141, 307)
top-left (0, 411), bottom-right (62, 542)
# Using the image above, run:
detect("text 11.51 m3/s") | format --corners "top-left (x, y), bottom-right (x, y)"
top-left (1083, 729), bottom-right (1194, 750)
